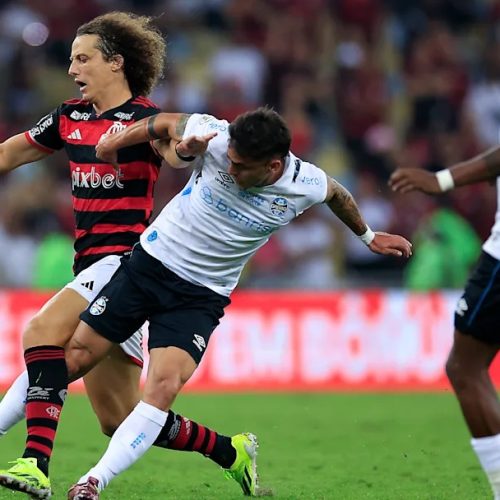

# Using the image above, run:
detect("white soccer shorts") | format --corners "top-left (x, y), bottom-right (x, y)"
top-left (65, 255), bottom-right (143, 366)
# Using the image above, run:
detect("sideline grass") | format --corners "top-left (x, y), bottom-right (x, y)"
top-left (0, 393), bottom-right (489, 499)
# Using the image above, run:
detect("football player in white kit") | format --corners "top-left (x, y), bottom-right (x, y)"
top-left (390, 155), bottom-right (500, 499)
top-left (45, 107), bottom-right (411, 499)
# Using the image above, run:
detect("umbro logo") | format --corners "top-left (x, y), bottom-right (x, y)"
top-left (81, 281), bottom-right (94, 291)
top-left (215, 170), bottom-right (234, 189)
top-left (218, 171), bottom-right (234, 183)
top-left (67, 129), bottom-right (82, 140)
top-left (192, 334), bottom-right (206, 352)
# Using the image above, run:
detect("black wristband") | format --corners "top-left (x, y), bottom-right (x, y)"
top-left (175, 142), bottom-right (196, 162)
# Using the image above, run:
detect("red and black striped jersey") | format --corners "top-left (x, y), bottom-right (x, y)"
top-left (25, 96), bottom-right (162, 275)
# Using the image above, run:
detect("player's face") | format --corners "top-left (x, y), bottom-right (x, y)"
top-left (68, 34), bottom-right (121, 104)
top-left (227, 146), bottom-right (278, 190)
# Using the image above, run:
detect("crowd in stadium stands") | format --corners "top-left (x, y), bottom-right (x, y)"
top-left (0, 0), bottom-right (498, 289)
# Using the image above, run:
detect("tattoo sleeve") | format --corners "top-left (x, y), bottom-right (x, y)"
top-left (326, 178), bottom-right (367, 235)
top-left (175, 113), bottom-right (191, 138)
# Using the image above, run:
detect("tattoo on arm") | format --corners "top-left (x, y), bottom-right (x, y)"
top-left (326, 178), bottom-right (366, 235)
top-left (175, 114), bottom-right (191, 138)
top-left (147, 116), bottom-right (163, 140)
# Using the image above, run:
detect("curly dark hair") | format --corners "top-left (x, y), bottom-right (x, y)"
top-left (76, 12), bottom-right (165, 97)
top-left (228, 107), bottom-right (291, 161)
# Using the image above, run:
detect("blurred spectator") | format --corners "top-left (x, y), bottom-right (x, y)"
top-left (32, 232), bottom-right (74, 290)
top-left (0, 0), bottom-right (498, 289)
top-left (404, 207), bottom-right (481, 290)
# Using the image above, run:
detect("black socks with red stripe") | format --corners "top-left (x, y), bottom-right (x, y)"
top-left (154, 411), bottom-right (236, 468)
top-left (22, 346), bottom-right (68, 476)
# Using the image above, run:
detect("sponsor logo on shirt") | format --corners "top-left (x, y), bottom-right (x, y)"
top-left (30, 115), bottom-right (53, 136)
top-left (199, 186), bottom-right (272, 233)
top-left (208, 121), bottom-right (227, 131)
top-left (238, 189), bottom-right (265, 207)
top-left (70, 110), bottom-right (91, 121)
top-left (199, 115), bottom-right (214, 124)
top-left (114, 111), bottom-right (135, 120)
top-left (299, 175), bottom-right (321, 186)
top-left (72, 166), bottom-right (124, 190)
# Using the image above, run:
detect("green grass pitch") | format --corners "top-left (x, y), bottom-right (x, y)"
top-left (0, 393), bottom-right (490, 499)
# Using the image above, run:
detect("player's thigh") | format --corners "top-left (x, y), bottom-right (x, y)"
top-left (23, 287), bottom-right (88, 349)
top-left (83, 343), bottom-right (141, 436)
top-left (447, 329), bottom-right (499, 374)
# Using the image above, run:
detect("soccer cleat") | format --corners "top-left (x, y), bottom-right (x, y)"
top-left (0, 457), bottom-right (51, 499)
top-left (67, 476), bottom-right (100, 500)
top-left (224, 432), bottom-right (259, 496)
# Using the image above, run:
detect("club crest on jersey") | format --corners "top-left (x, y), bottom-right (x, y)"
top-left (270, 197), bottom-right (288, 217)
top-left (102, 121), bottom-right (127, 138)
top-left (90, 296), bottom-right (108, 316)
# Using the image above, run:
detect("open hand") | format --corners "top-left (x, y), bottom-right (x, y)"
top-left (389, 168), bottom-right (440, 194)
top-left (368, 232), bottom-right (412, 258)
top-left (175, 132), bottom-right (218, 158)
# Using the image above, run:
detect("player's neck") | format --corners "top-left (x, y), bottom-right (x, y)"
top-left (92, 84), bottom-right (133, 116)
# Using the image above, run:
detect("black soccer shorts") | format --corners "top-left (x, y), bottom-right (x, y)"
top-left (80, 244), bottom-right (231, 363)
top-left (454, 251), bottom-right (500, 343)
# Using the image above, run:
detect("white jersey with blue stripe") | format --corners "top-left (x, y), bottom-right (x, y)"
top-left (140, 113), bottom-right (328, 296)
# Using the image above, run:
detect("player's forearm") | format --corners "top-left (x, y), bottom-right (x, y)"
top-left (104, 113), bottom-right (183, 151)
top-left (325, 178), bottom-right (367, 235)
top-left (449, 146), bottom-right (500, 186)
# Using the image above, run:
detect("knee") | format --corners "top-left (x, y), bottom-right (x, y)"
top-left (23, 314), bottom-right (62, 348)
top-left (144, 373), bottom-right (184, 410)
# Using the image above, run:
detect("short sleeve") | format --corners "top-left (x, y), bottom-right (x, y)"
top-left (294, 162), bottom-right (329, 214)
top-left (182, 114), bottom-right (229, 140)
top-left (26, 108), bottom-right (63, 152)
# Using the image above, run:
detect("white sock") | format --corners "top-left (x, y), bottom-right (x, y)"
top-left (0, 371), bottom-right (28, 435)
top-left (471, 434), bottom-right (500, 499)
top-left (79, 400), bottom-right (167, 490)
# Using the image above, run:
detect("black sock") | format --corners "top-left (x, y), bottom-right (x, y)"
top-left (23, 345), bottom-right (68, 477)
top-left (153, 411), bottom-right (236, 468)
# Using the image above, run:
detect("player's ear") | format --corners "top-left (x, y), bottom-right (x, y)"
top-left (269, 158), bottom-right (282, 173)
top-left (110, 55), bottom-right (124, 72)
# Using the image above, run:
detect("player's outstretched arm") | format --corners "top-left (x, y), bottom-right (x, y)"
top-left (389, 145), bottom-right (500, 194)
top-left (96, 112), bottom-right (216, 168)
top-left (324, 176), bottom-right (412, 258)
top-left (0, 133), bottom-right (49, 173)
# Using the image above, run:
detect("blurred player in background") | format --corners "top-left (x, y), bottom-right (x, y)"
top-left (35, 107), bottom-right (411, 499)
top-left (390, 149), bottom-right (500, 499)
top-left (0, 12), bottom-right (255, 500)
